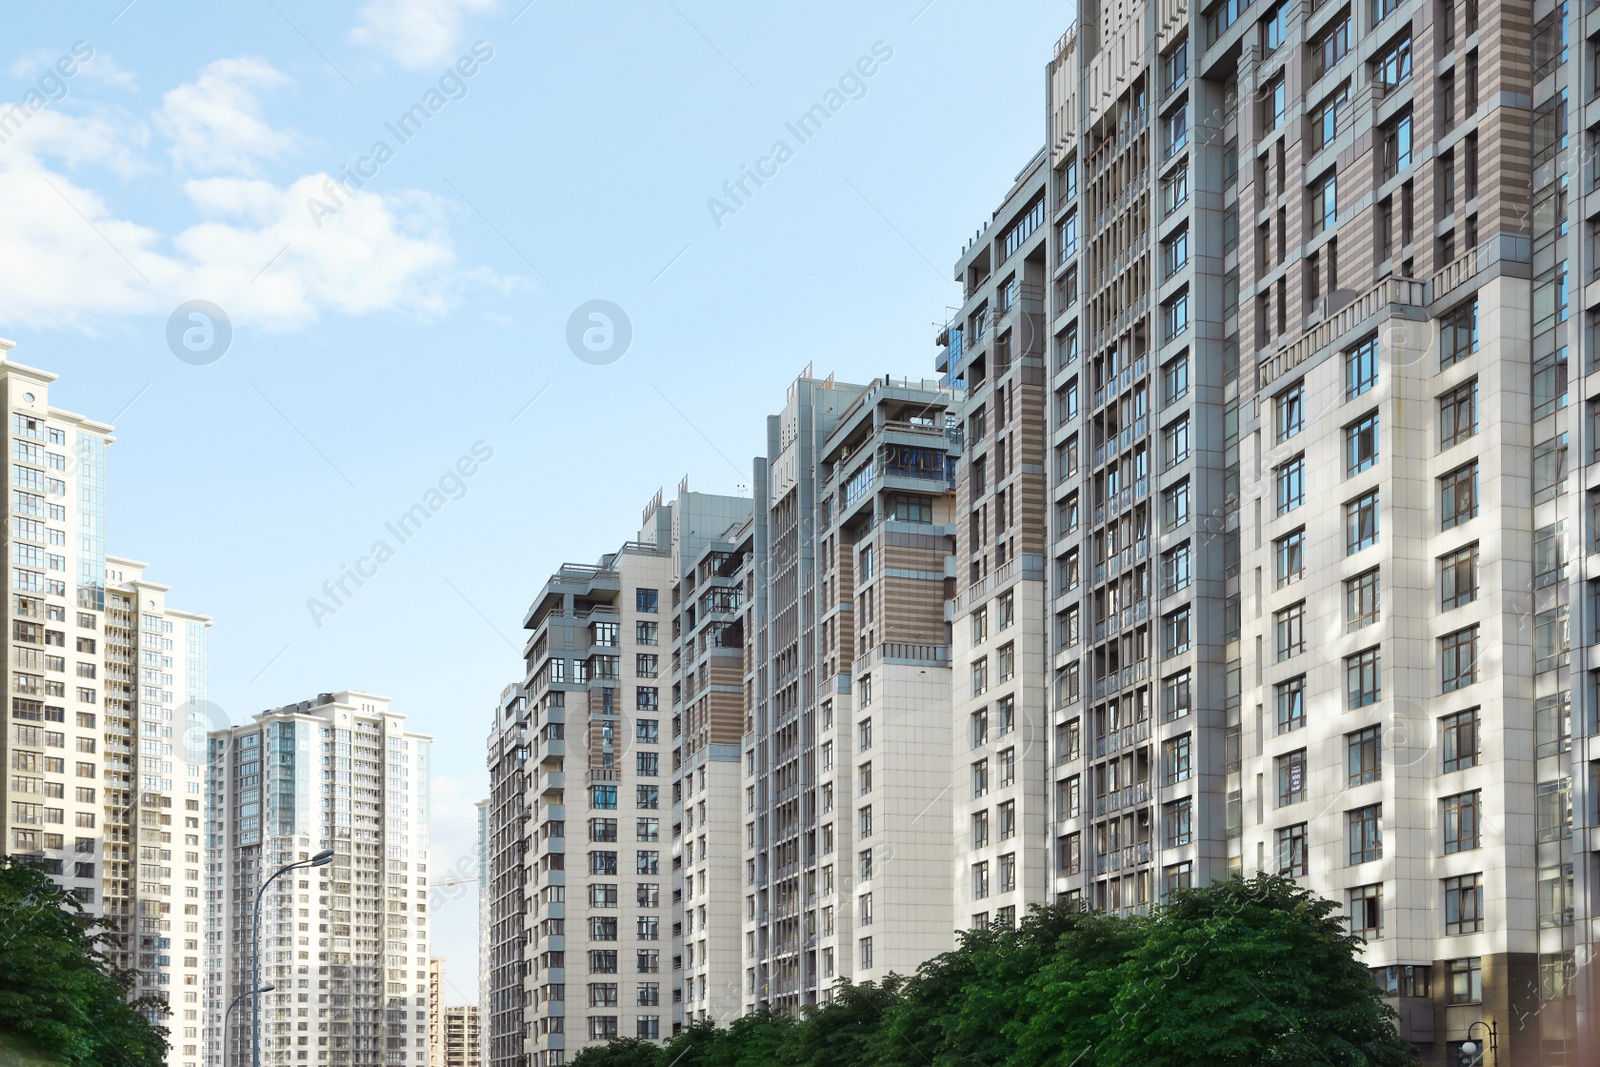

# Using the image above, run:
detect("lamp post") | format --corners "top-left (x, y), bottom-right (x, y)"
top-left (1460, 1019), bottom-right (1497, 1066)
top-left (224, 984), bottom-right (273, 1063)
top-left (252, 850), bottom-right (333, 1067)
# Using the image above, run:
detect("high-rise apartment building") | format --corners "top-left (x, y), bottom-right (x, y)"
top-left (0, 349), bottom-right (213, 1063)
top-left (499, 488), bottom-right (751, 1064)
top-left (743, 373), bottom-right (958, 1014)
top-left (942, 152), bottom-right (1056, 931)
top-left (483, 684), bottom-right (529, 1067)
top-left (440, 1004), bottom-right (481, 1067)
top-left (206, 691), bottom-right (433, 1067)
top-left (516, 507), bottom-right (677, 1065)
top-left (2, 350), bottom-right (116, 904)
top-left (665, 488), bottom-right (752, 1031)
top-left (102, 556), bottom-right (212, 1065)
top-left (1028, 0), bottom-right (1595, 1062)
top-left (475, 797), bottom-right (491, 1067)
top-left (429, 960), bottom-right (481, 1067)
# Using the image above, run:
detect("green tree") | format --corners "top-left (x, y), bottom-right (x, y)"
top-left (1093, 874), bottom-right (1417, 1067)
top-left (1005, 906), bottom-right (1145, 1067)
top-left (0, 857), bottom-right (168, 1067)
top-left (569, 1036), bottom-right (664, 1067)
top-left (869, 903), bottom-right (1129, 1067)
top-left (783, 979), bottom-right (901, 1067)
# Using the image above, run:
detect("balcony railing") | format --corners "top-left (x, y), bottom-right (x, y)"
top-left (1258, 275), bottom-right (1428, 388)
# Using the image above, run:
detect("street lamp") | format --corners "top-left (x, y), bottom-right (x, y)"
top-left (252, 849), bottom-right (334, 1067)
top-left (1460, 1019), bottom-right (1497, 1066)
top-left (224, 984), bottom-right (273, 1062)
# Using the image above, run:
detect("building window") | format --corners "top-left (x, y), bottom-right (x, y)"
top-left (1375, 965), bottom-right (1429, 998)
top-left (1276, 456), bottom-right (1306, 514)
top-left (1275, 676), bottom-right (1306, 734)
top-left (971, 760), bottom-right (988, 799)
top-left (1163, 354), bottom-right (1190, 404)
top-left (1346, 647), bottom-right (1381, 708)
top-left (1274, 602), bottom-right (1306, 660)
top-left (1164, 798), bottom-right (1193, 847)
top-left (971, 861), bottom-right (990, 899)
top-left (1274, 529), bottom-right (1305, 588)
top-left (1539, 863), bottom-right (1574, 928)
top-left (1380, 111), bottom-right (1412, 179)
top-left (1275, 384), bottom-right (1304, 441)
top-left (1445, 958), bottom-right (1482, 1004)
top-left (1539, 952), bottom-right (1576, 1001)
top-left (1372, 33), bottom-right (1414, 88)
top-left (1277, 823), bottom-right (1309, 876)
top-left (1164, 480), bottom-right (1191, 529)
top-left (1163, 670), bottom-right (1193, 722)
top-left (1534, 522), bottom-right (1567, 589)
top-left (1440, 462), bottom-right (1479, 529)
top-left (1440, 626), bottom-right (1479, 692)
top-left (1163, 543), bottom-right (1193, 594)
top-left (1344, 568), bottom-right (1380, 631)
top-left (1345, 412), bottom-right (1379, 475)
top-left (1347, 725), bottom-right (1382, 785)
top-left (1347, 883), bottom-right (1383, 941)
top-left (1164, 734), bottom-right (1194, 784)
top-left (1311, 171), bottom-right (1338, 234)
top-left (1442, 790), bottom-right (1482, 853)
top-left (1441, 300), bottom-right (1478, 368)
top-left (1345, 489), bottom-right (1379, 553)
top-left (1439, 544), bottom-right (1479, 609)
top-left (636, 588), bottom-right (659, 613)
top-left (1345, 337), bottom-right (1378, 399)
top-left (1276, 749), bottom-right (1307, 806)
top-left (1534, 433), bottom-right (1569, 504)
top-left (1535, 606), bottom-right (1570, 673)
top-left (1536, 692), bottom-right (1572, 758)
top-left (1537, 778), bottom-right (1572, 842)
top-left (1163, 290), bottom-right (1192, 341)
top-left (1164, 607), bottom-right (1193, 656)
top-left (1441, 708), bottom-right (1481, 772)
top-left (1444, 874), bottom-right (1484, 934)
top-left (1439, 379), bottom-right (1478, 449)
top-left (1348, 804), bottom-right (1383, 864)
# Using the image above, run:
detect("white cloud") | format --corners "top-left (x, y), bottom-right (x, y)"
top-left (155, 57), bottom-right (293, 175)
top-left (349, 0), bottom-right (497, 69)
top-left (10, 45), bottom-right (137, 90)
top-left (0, 60), bottom-right (519, 334)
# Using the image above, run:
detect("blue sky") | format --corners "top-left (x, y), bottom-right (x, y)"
top-left (2, 0), bottom-right (1069, 992)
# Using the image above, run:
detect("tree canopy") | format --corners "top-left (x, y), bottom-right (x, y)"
top-left (0, 857), bottom-right (168, 1067)
top-left (571, 874), bottom-right (1417, 1067)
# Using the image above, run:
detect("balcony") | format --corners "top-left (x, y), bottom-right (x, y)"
top-left (1089, 356), bottom-right (1148, 412)
top-left (1091, 660), bottom-right (1150, 700)
top-left (1258, 275), bottom-right (1427, 388)
top-left (1093, 718), bottom-right (1152, 759)
top-left (1094, 780), bottom-right (1151, 817)
top-left (1094, 840), bottom-right (1153, 875)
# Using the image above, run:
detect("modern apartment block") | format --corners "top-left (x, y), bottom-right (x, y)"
top-left (429, 959), bottom-right (481, 1067)
top-left (516, 509), bottom-right (677, 1065)
top-left (0, 349), bottom-right (215, 1062)
top-left (206, 692), bottom-right (433, 1067)
top-left (102, 556), bottom-right (212, 1065)
top-left (440, 1004), bottom-right (481, 1067)
top-left (483, 684), bottom-right (529, 1067)
top-left (1040, 2), bottom-right (1241, 914)
top-left (1025, 0), bottom-right (1597, 1061)
top-left (941, 151), bottom-right (1056, 930)
top-left (664, 488), bottom-right (753, 1031)
top-left (743, 373), bottom-right (958, 1014)
top-left (2, 350), bottom-right (116, 904)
